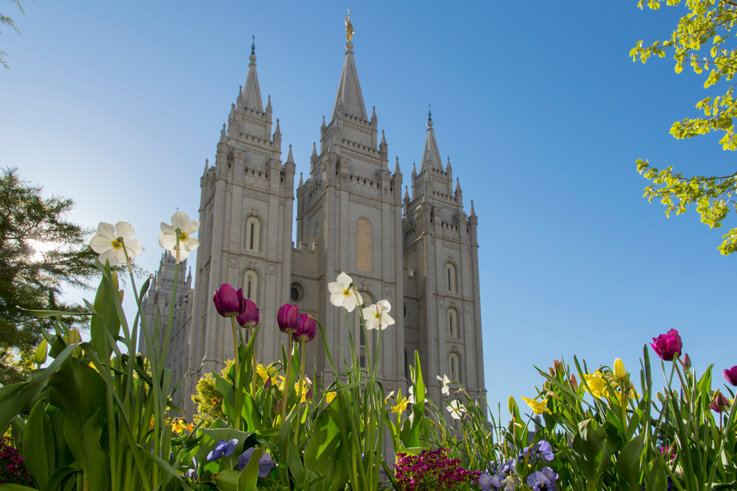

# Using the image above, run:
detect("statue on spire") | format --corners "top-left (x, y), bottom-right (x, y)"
top-left (345, 9), bottom-right (355, 41)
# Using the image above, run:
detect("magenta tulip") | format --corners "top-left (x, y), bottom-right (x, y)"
top-left (711, 390), bottom-right (730, 413)
top-left (723, 366), bottom-right (737, 386)
top-left (650, 329), bottom-right (682, 361)
top-left (277, 303), bottom-right (300, 335)
top-left (237, 299), bottom-right (259, 328)
top-left (213, 284), bottom-right (246, 317)
top-left (295, 314), bottom-right (317, 343)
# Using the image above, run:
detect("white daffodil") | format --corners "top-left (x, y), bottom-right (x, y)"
top-left (159, 211), bottom-right (200, 263)
top-left (437, 374), bottom-right (451, 396)
top-left (447, 400), bottom-right (466, 420)
top-left (89, 221), bottom-right (143, 265)
top-left (328, 272), bottom-right (362, 312)
top-left (363, 299), bottom-right (395, 331)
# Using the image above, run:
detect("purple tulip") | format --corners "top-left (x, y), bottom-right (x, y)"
top-left (238, 447), bottom-right (276, 476)
top-left (294, 314), bottom-right (317, 343)
top-left (237, 299), bottom-right (259, 328)
top-left (277, 303), bottom-right (300, 335)
top-left (213, 284), bottom-right (246, 317)
top-left (711, 391), bottom-right (730, 413)
top-left (650, 329), bottom-right (682, 361)
top-left (723, 366), bottom-right (737, 386)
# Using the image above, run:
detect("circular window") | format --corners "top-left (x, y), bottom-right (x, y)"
top-left (290, 283), bottom-right (304, 302)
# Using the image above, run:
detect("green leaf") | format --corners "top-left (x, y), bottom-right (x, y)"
top-left (616, 434), bottom-right (645, 486)
top-left (237, 447), bottom-right (263, 491)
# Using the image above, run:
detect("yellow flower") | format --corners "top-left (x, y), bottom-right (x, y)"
top-left (171, 418), bottom-right (187, 434)
top-left (391, 391), bottom-right (410, 418)
top-left (583, 371), bottom-right (607, 399)
top-left (210, 397), bottom-right (220, 405)
top-left (325, 391), bottom-right (337, 404)
top-left (256, 363), bottom-right (279, 385)
top-left (614, 358), bottom-right (627, 380)
top-left (294, 377), bottom-right (312, 403)
top-left (521, 396), bottom-right (551, 415)
top-left (186, 422), bottom-right (195, 432)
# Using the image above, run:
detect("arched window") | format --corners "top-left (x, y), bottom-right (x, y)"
top-left (356, 218), bottom-right (372, 272)
top-left (448, 308), bottom-right (458, 339)
top-left (243, 269), bottom-right (258, 302)
top-left (445, 263), bottom-right (457, 293)
top-left (449, 352), bottom-right (462, 384)
top-left (245, 216), bottom-right (261, 253)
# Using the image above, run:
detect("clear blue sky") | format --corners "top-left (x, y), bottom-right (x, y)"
top-left (1, 1), bottom-right (734, 416)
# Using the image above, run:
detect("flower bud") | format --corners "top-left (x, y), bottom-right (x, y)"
top-left (711, 390), bottom-right (730, 413)
top-left (682, 353), bottom-right (692, 370)
top-left (294, 313), bottom-right (317, 343)
top-left (723, 365), bottom-right (737, 386)
top-left (34, 339), bottom-right (48, 366)
top-left (277, 303), bottom-right (300, 335)
top-left (507, 395), bottom-right (517, 415)
top-left (212, 284), bottom-right (246, 317)
top-left (236, 299), bottom-right (259, 328)
top-left (569, 374), bottom-right (578, 391)
top-left (614, 358), bottom-right (627, 380)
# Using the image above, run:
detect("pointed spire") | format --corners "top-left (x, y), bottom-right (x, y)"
top-left (286, 144), bottom-right (294, 164)
top-left (394, 156), bottom-right (401, 176)
top-left (299, 172), bottom-right (304, 187)
top-left (455, 178), bottom-right (462, 195)
top-left (274, 118), bottom-right (281, 136)
top-left (321, 115), bottom-right (326, 130)
top-left (266, 94), bottom-right (272, 112)
top-left (446, 157), bottom-right (452, 173)
top-left (312, 142), bottom-right (318, 159)
top-left (420, 108), bottom-right (443, 172)
top-left (404, 185), bottom-right (410, 201)
top-left (470, 200), bottom-right (476, 217)
top-left (220, 123), bottom-right (226, 141)
top-left (371, 106), bottom-right (377, 124)
top-left (204, 158), bottom-right (209, 171)
top-left (332, 14), bottom-right (368, 122)
top-left (412, 162), bottom-right (417, 178)
top-left (242, 36), bottom-right (264, 112)
top-left (381, 130), bottom-right (387, 146)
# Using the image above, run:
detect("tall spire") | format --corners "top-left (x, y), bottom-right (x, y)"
top-left (332, 12), bottom-right (368, 121)
top-left (420, 106), bottom-right (443, 172)
top-left (242, 35), bottom-right (264, 112)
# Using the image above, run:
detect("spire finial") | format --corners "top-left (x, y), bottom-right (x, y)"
top-left (427, 103), bottom-right (433, 128)
top-left (345, 9), bottom-right (355, 42)
top-left (249, 35), bottom-right (257, 63)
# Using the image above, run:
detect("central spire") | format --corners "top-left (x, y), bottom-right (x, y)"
top-left (421, 105), bottom-right (443, 172)
top-left (241, 36), bottom-right (264, 112)
top-left (331, 12), bottom-right (368, 122)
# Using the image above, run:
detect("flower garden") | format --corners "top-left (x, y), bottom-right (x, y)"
top-left (1, 213), bottom-right (736, 490)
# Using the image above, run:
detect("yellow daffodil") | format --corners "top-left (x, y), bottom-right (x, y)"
top-left (583, 371), bottom-right (607, 399)
top-left (521, 396), bottom-right (551, 415)
top-left (171, 418), bottom-right (187, 434)
top-left (256, 363), bottom-right (279, 386)
top-left (614, 358), bottom-right (627, 380)
top-left (391, 390), bottom-right (410, 418)
top-left (325, 391), bottom-right (337, 404)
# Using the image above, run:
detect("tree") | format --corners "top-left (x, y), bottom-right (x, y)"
top-left (631, 0), bottom-right (737, 255)
top-left (0, 0), bottom-right (24, 69)
top-left (0, 168), bottom-right (98, 385)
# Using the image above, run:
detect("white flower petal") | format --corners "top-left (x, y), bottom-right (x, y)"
top-left (377, 299), bottom-right (392, 313)
top-left (181, 237), bottom-right (199, 251)
top-left (89, 234), bottom-right (113, 254)
top-left (125, 238), bottom-right (143, 257)
top-left (98, 248), bottom-right (121, 266)
top-left (160, 222), bottom-right (176, 234)
top-left (170, 211), bottom-right (190, 229)
top-left (114, 247), bottom-right (128, 265)
top-left (115, 221), bottom-right (136, 240)
top-left (330, 292), bottom-right (345, 307)
top-left (336, 272), bottom-right (352, 285)
top-left (96, 222), bottom-right (116, 239)
top-left (159, 233), bottom-right (177, 250)
top-left (328, 282), bottom-right (343, 294)
top-left (343, 295), bottom-right (357, 313)
top-left (173, 248), bottom-right (190, 261)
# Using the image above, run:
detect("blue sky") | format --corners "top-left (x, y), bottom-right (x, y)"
top-left (1, 1), bottom-right (734, 416)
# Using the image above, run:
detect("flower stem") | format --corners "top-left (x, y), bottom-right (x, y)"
top-left (281, 333), bottom-right (293, 422)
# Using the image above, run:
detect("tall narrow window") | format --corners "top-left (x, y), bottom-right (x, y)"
top-left (449, 352), bottom-right (462, 384)
top-left (448, 308), bottom-right (458, 339)
top-left (245, 216), bottom-right (260, 253)
top-left (446, 263), bottom-right (457, 293)
top-left (243, 270), bottom-right (258, 301)
top-left (356, 218), bottom-right (372, 272)
top-left (355, 291), bottom-right (373, 368)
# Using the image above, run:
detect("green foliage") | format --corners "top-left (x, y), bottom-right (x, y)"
top-left (191, 361), bottom-right (230, 427)
top-left (0, 168), bottom-right (98, 385)
top-left (631, 0), bottom-right (737, 255)
top-left (0, 0), bottom-right (24, 69)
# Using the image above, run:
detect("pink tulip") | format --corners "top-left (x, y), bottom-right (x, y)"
top-left (650, 329), bottom-right (682, 361)
top-left (236, 299), bottom-right (259, 329)
top-left (213, 284), bottom-right (246, 317)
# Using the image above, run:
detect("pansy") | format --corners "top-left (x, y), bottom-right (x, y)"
top-left (207, 439), bottom-right (238, 462)
top-left (363, 299), bottom-right (395, 330)
top-left (447, 399), bottom-right (466, 420)
top-left (437, 374), bottom-right (451, 396)
top-left (327, 272), bottom-right (362, 312)
top-left (89, 221), bottom-right (143, 265)
top-left (238, 447), bottom-right (275, 477)
top-left (526, 466), bottom-right (558, 490)
top-left (158, 211), bottom-right (199, 263)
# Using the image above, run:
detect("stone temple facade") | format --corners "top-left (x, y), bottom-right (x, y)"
top-left (143, 35), bottom-right (485, 415)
